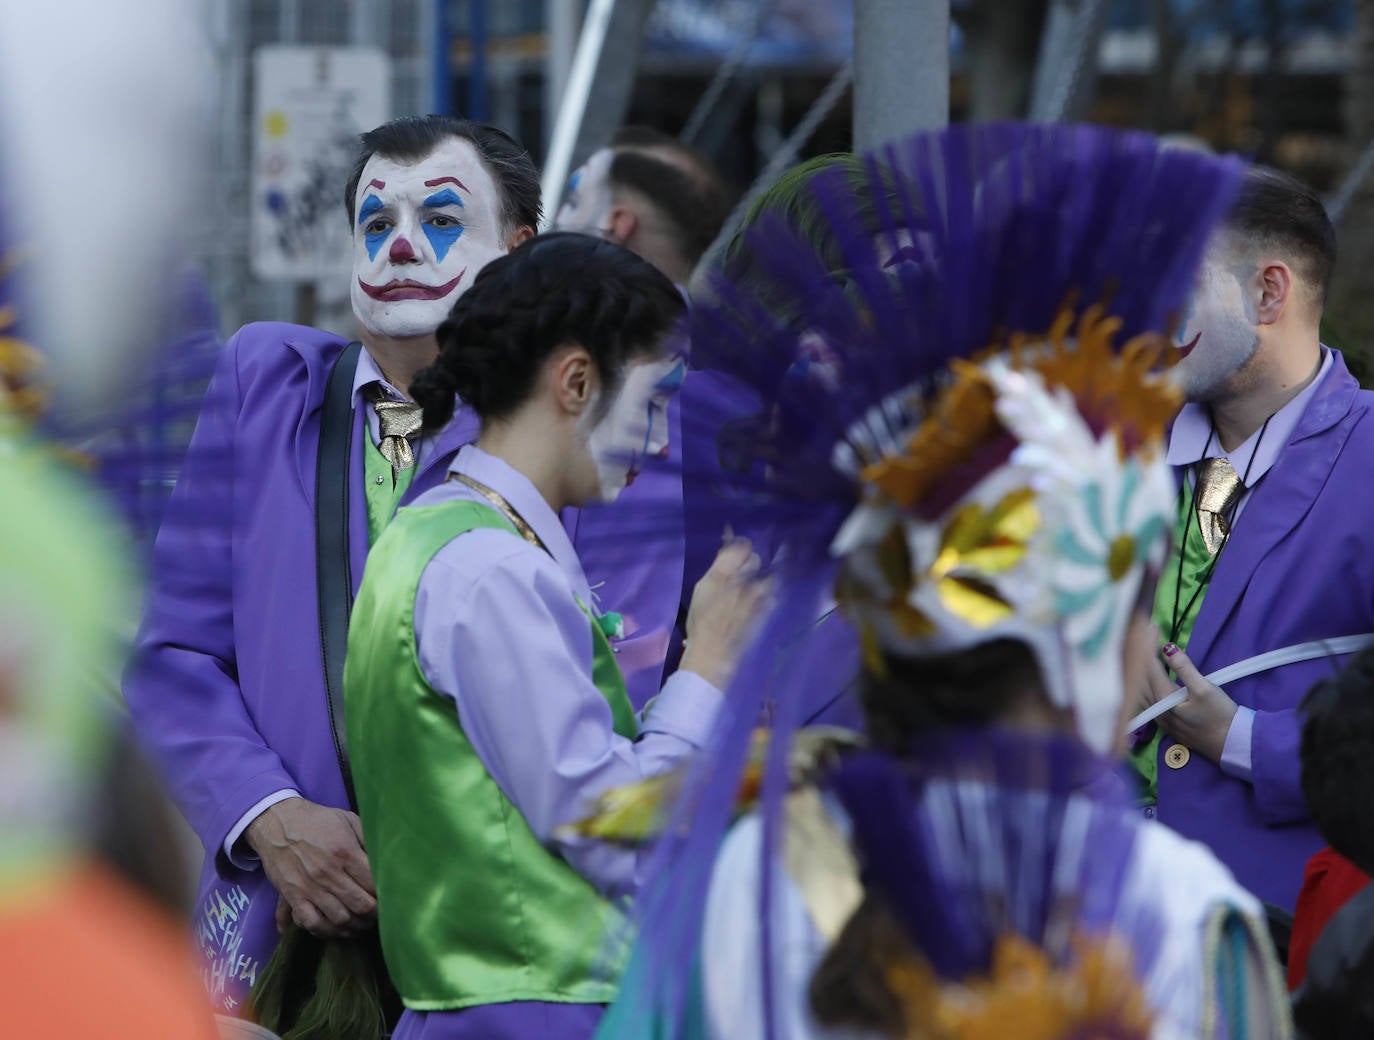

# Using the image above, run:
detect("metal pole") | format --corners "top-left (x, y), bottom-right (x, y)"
top-left (539, 0), bottom-right (619, 227)
top-left (692, 61), bottom-right (855, 284)
top-left (546, 0), bottom-right (579, 152)
top-left (853, 0), bottom-right (948, 150)
top-left (468, 0), bottom-right (488, 120)
top-left (1028, 0), bottom-right (1109, 123)
top-left (432, 0), bottom-right (451, 113)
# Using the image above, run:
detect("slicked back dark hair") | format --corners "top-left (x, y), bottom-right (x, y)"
top-left (343, 114), bottom-right (541, 237)
top-left (1223, 165), bottom-right (1336, 309)
top-left (606, 126), bottom-right (733, 269)
top-left (412, 232), bottom-right (686, 431)
top-left (1301, 648), bottom-right (1374, 876)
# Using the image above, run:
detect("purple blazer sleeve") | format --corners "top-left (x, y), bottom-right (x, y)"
top-left (123, 329), bottom-right (298, 866)
top-left (1251, 705), bottom-right (1309, 826)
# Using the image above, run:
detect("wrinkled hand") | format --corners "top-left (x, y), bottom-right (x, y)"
top-left (1142, 643), bottom-right (1238, 763)
top-left (680, 535), bottom-right (773, 690)
top-left (244, 797), bottom-right (376, 937)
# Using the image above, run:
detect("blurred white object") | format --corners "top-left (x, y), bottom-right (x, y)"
top-left (0, 0), bottom-right (213, 409)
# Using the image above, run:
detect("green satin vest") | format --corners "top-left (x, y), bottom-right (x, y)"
top-left (344, 497), bottom-right (636, 1010)
top-left (362, 433), bottom-right (414, 546)
top-left (1131, 484), bottom-right (1213, 803)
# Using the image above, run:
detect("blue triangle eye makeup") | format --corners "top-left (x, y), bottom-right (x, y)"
top-left (357, 189), bottom-right (469, 263)
top-left (359, 195), bottom-right (391, 260)
top-left (654, 359), bottom-right (686, 394)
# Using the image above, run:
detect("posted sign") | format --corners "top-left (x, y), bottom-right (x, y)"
top-left (251, 46), bottom-right (390, 280)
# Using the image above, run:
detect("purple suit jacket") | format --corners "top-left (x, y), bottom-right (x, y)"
top-left (1156, 349), bottom-right (1374, 911)
top-left (124, 322), bottom-right (684, 1012)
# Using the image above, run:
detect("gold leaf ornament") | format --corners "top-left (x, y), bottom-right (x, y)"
top-left (928, 488), bottom-right (1040, 628)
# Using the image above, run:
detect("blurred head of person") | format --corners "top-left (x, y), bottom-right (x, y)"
top-left (554, 127), bottom-right (732, 286)
top-left (1300, 649), bottom-right (1374, 878)
top-left (411, 232), bottom-right (687, 508)
top-left (1172, 166), bottom-right (1334, 407)
top-left (0, 0), bottom-right (212, 416)
top-left (709, 153), bottom-right (914, 309)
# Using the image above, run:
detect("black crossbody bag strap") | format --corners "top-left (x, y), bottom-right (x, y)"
top-left (316, 340), bottom-right (363, 810)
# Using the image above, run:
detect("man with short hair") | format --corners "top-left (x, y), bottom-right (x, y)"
top-left (555, 126), bottom-right (731, 286)
top-left (1133, 166), bottom-right (1374, 913)
top-left (554, 128), bottom-right (733, 709)
top-left (124, 115), bottom-right (542, 1014)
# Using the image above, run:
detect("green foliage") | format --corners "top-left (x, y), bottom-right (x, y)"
top-left (248, 925), bottom-right (389, 1040)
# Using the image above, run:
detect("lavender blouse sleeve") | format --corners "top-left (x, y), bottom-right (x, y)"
top-left (413, 528), bottom-right (724, 899)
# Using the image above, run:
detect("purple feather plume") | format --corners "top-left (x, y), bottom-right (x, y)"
top-left (587, 122), bottom-right (1243, 1040)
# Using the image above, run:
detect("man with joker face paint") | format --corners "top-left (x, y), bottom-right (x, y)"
top-left (125, 116), bottom-right (615, 1021)
top-left (1129, 166), bottom-right (1374, 916)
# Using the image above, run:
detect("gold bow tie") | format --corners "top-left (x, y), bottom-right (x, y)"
top-left (1194, 456), bottom-right (1242, 555)
top-left (364, 383), bottom-right (423, 485)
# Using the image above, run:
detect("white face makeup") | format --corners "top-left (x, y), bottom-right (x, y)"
top-left (350, 137), bottom-right (507, 340)
top-left (580, 353), bottom-right (686, 503)
top-left (553, 148), bottom-right (615, 235)
top-left (1172, 242), bottom-right (1261, 402)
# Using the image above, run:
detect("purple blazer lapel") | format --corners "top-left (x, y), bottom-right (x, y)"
top-left (278, 334), bottom-right (372, 597)
top-left (1186, 355), bottom-right (1360, 666)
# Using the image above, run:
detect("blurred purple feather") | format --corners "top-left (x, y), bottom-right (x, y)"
top-left (587, 122), bottom-right (1243, 1040)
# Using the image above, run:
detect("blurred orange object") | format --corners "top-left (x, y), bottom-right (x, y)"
top-left (0, 861), bottom-right (218, 1038)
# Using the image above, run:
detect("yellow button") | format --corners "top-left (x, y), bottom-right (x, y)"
top-left (1165, 744), bottom-right (1191, 769)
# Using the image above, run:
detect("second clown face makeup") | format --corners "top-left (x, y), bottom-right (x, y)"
top-left (350, 137), bottom-right (507, 340)
top-left (553, 148), bottom-right (615, 235)
top-left (1172, 241), bottom-right (1261, 402)
top-left (580, 354), bottom-right (686, 503)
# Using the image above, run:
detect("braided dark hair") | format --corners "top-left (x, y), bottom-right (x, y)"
top-left (412, 232), bottom-right (685, 431)
top-left (1301, 647), bottom-right (1374, 876)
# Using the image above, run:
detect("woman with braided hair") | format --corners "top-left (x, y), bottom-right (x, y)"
top-left (341, 232), bottom-right (770, 1040)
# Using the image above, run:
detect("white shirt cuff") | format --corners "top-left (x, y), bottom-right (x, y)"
top-left (223, 789), bottom-right (301, 870)
top-left (1219, 707), bottom-right (1256, 782)
top-left (639, 670), bottom-right (726, 748)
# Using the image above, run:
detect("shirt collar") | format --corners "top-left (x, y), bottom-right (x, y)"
top-left (1166, 346), bottom-right (1332, 486)
top-left (448, 444), bottom-right (588, 600)
top-left (350, 346), bottom-right (407, 409)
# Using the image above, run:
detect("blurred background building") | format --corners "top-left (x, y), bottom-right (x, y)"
top-left (199, 0), bottom-right (1368, 331)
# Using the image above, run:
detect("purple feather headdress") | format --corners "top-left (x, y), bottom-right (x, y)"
top-left (586, 122), bottom-right (1246, 1039)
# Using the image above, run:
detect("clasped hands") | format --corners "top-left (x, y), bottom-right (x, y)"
top-left (1135, 641), bottom-right (1239, 764)
top-left (244, 796), bottom-right (377, 937)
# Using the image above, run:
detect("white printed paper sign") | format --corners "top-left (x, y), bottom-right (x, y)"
top-left (251, 46), bottom-right (390, 281)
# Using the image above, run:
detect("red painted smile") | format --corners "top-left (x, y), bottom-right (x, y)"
top-left (1176, 331), bottom-right (1201, 359)
top-left (358, 270), bottom-right (465, 302)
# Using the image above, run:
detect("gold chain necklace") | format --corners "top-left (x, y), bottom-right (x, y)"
top-left (448, 472), bottom-right (549, 554)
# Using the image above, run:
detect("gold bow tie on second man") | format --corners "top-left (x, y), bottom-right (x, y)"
top-left (1194, 456), bottom-right (1243, 556)
top-left (365, 383), bottom-right (424, 485)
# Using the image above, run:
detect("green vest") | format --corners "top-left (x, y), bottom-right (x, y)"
top-left (1131, 483), bottom-right (1214, 803)
top-left (362, 433), bottom-right (415, 546)
top-left (345, 497), bottom-right (637, 1010)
